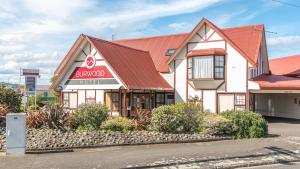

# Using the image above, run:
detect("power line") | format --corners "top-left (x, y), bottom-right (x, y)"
top-left (271, 0), bottom-right (300, 8)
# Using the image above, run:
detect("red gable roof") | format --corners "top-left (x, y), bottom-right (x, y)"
top-left (87, 36), bottom-right (172, 90)
top-left (222, 24), bottom-right (264, 65)
top-left (269, 54), bottom-right (300, 76)
top-left (252, 74), bottom-right (300, 90)
top-left (113, 33), bottom-right (187, 72)
top-left (114, 20), bottom-right (264, 73)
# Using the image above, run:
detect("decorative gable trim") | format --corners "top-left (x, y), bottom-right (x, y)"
top-left (167, 18), bottom-right (260, 66)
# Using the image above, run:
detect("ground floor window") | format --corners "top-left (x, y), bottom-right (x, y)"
top-left (104, 91), bottom-right (174, 114)
top-left (155, 93), bottom-right (165, 107)
top-left (62, 92), bottom-right (78, 109)
top-left (85, 90), bottom-right (96, 103)
top-left (132, 93), bottom-right (151, 109)
top-left (105, 92), bottom-right (119, 112)
top-left (234, 94), bottom-right (246, 111)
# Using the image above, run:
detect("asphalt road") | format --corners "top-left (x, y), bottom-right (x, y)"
top-left (1, 118), bottom-right (300, 169)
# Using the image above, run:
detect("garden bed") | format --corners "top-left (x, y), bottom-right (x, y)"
top-left (0, 127), bottom-right (230, 152)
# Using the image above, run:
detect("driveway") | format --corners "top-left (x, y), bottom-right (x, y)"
top-left (266, 117), bottom-right (300, 137)
top-left (0, 117), bottom-right (300, 169)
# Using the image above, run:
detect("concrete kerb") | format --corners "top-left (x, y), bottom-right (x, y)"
top-left (24, 136), bottom-right (232, 154)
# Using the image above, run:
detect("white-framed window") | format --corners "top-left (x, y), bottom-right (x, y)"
top-left (63, 92), bottom-right (78, 109)
top-left (63, 92), bottom-right (69, 108)
top-left (105, 92), bottom-right (119, 112)
top-left (234, 94), bottom-right (246, 111)
top-left (248, 67), bottom-right (257, 79)
top-left (188, 55), bottom-right (225, 79)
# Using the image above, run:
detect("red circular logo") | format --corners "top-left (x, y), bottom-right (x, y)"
top-left (85, 55), bottom-right (96, 69)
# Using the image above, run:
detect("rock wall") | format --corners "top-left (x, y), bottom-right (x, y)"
top-left (0, 128), bottom-right (230, 151)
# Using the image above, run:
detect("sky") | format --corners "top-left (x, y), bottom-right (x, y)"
top-left (1, 0), bottom-right (300, 85)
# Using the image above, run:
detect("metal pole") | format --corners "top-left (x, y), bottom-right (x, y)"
top-left (34, 77), bottom-right (37, 111)
top-left (24, 75), bottom-right (27, 112)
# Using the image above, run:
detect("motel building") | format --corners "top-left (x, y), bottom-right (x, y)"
top-left (50, 18), bottom-right (300, 119)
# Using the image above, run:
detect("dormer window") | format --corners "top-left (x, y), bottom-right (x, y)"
top-left (188, 55), bottom-right (225, 80)
top-left (165, 48), bottom-right (176, 56)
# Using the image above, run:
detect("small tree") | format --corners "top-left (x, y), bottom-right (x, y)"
top-left (0, 84), bottom-right (21, 112)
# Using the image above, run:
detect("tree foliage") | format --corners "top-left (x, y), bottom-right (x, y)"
top-left (0, 84), bottom-right (21, 112)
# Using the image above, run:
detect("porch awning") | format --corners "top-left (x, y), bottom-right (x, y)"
top-left (251, 74), bottom-right (300, 90)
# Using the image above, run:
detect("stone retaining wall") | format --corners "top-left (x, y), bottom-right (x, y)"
top-left (0, 127), bottom-right (230, 151)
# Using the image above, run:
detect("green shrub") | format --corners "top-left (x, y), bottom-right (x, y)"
top-left (151, 102), bottom-right (201, 133)
top-left (183, 101), bottom-right (202, 132)
top-left (0, 84), bottom-right (21, 112)
top-left (100, 116), bottom-right (133, 132)
top-left (28, 93), bottom-right (44, 108)
top-left (76, 124), bottom-right (95, 132)
top-left (221, 110), bottom-right (268, 139)
top-left (71, 103), bottom-right (109, 131)
top-left (198, 113), bottom-right (233, 136)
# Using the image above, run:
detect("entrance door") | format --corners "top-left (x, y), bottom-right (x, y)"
top-left (218, 94), bottom-right (234, 113)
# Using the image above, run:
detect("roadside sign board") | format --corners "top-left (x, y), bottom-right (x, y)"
top-left (25, 76), bottom-right (36, 93)
top-left (22, 69), bottom-right (39, 76)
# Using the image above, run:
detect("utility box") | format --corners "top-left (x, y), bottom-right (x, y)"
top-left (6, 113), bottom-right (26, 155)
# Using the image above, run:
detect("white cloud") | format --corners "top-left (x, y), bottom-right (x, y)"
top-left (211, 9), bottom-right (247, 27)
top-left (86, 0), bottom-right (222, 30)
top-left (0, 0), bottom-right (224, 84)
top-left (168, 22), bottom-right (192, 32)
top-left (267, 35), bottom-right (300, 57)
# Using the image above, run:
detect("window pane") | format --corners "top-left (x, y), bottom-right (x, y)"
top-left (193, 56), bottom-right (214, 78)
top-left (248, 68), bottom-right (257, 79)
top-left (214, 67), bottom-right (224, 78)
top-left (188, 58), bottom-right (192, 68)
top-left (111, 93), bottom-right (119, 102)
top-left (156, 93), bottom-right (164, 103)
top-left (235, 105), bottom-right (246, 111)
top-left (165, 93), bottom-right (174, 105)
top-left (63, 93), bottom-right (69, 101)
top-left (235, 94), bottom-right (245, 105)
top-left (105, 93), bottom-right (119, 111)
top-left (215, 56), bottom-right (224, 66)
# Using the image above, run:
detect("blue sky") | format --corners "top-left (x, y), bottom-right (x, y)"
top-left (1, 0), bottom-right (300, 84)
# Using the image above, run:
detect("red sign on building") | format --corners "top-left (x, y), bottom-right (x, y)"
top-left (69, 66), bottom-right (113, 79)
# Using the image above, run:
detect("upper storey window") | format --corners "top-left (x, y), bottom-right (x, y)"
top-left (188, 55), bottom-right (225, 80)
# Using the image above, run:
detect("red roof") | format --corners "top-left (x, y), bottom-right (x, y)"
top-left (269, 54), bottom-right (300, 76)
top-left (252, 74), bottom-right (300, 90)
top-left (222, 24), bottom-right (263, 64)
top-left (113, 33), bottom-right (187, 72)
top-left (87, 36), bottom-right (172, 90)
top-left (187, 48), bottom-right (226, 57)
top-left (114, 20), bottom-right (263, 73)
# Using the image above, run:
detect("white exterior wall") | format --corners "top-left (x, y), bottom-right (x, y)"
top-left (188, 41), bottom-right (225, 51)
top-left (160, 72), bottom-right (174, 88)
top-left (174, 59), bottom-right (186, 102)
top-left (96, 90), bottom-right (104, 104)
top-left (78, 90), bottom-right (85, 105)
top-left (203, 90), bottom-right (216, 113)
top-left (226, 44), bottom-right (247, 92)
